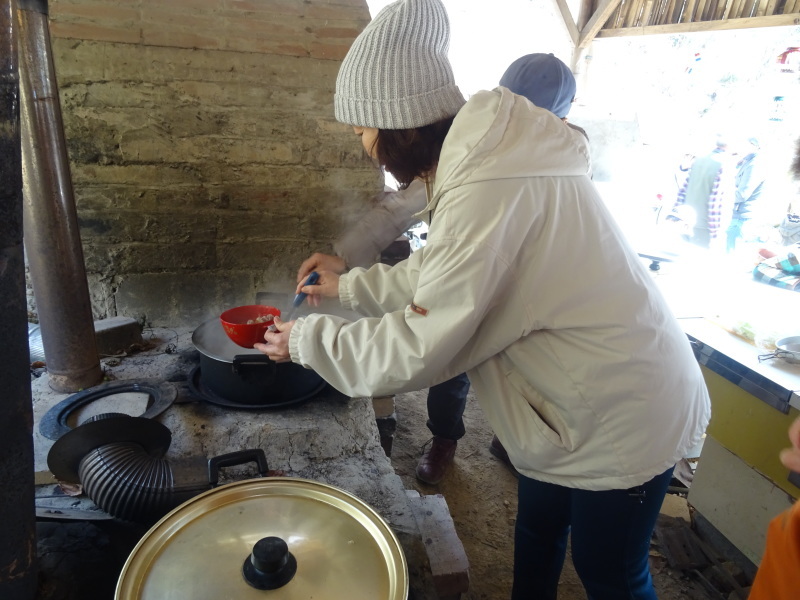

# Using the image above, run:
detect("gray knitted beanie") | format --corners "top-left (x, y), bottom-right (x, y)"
top-left (334, 0), bottom-right (465, 129)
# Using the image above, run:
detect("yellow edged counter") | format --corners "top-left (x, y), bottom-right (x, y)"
top-left (680, 317), bottom-right (800, 568)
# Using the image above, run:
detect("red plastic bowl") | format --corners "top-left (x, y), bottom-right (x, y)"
top-left (219, 305), bottom-right (281, 348)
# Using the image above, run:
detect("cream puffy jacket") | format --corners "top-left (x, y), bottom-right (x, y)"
top-left (290, 87), bottom-right (710, 490)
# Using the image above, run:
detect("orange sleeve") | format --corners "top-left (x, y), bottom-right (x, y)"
top-left (748, 501), bottom-right (800, 600)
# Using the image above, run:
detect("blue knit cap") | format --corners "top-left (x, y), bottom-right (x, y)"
top-left (499, 53), bottom-right (576, 119)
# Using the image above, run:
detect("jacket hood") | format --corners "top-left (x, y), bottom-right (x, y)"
top-left (425, 86), bottom-right (591, 214)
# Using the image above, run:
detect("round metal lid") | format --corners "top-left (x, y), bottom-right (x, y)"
top-left (115, 477), bottom-right (408, 600)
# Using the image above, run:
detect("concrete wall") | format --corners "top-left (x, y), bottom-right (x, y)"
top-left (27, 0), bottom-right (382, 327)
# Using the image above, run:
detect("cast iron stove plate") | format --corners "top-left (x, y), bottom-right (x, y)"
top-left (39, 379), bottom-right (177, 441)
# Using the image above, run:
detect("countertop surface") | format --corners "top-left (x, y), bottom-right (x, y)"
top-left (679, 316), bottom-right (800, 410)
top-left (644, 255), bottom-right (800, 410)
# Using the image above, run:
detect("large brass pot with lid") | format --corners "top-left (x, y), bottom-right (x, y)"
top-left (115, 477), bottom-right (408, 599)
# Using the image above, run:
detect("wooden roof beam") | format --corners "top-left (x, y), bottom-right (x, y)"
top-left (553, 0), bottom-right (580, 46)
top-left (577, 0), bottom-right (594, 29)
top-left (578, 0), bottom-right (625, 48)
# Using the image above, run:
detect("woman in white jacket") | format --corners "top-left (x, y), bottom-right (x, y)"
top-left (256, 0), bottom-right (711, 597)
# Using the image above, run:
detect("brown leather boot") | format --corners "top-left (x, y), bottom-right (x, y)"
top-left (415, 436), bottom-right (457, 484)
top-left (489, 435), bottom-right (519, 477)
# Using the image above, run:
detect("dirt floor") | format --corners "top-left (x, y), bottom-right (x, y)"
top-left (389, 387), bottom-right (719, 600)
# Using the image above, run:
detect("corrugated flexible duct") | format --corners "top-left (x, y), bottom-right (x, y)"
top-left (79, 442), bottom-right (206, 523)
top-left (50, 414), bottom-right (271, 524)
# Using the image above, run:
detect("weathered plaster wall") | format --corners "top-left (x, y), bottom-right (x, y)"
top-left (28, 0), bottom-right (381, 327)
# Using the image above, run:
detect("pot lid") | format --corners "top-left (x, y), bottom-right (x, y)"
top-left (193, 317), bottom-right (261, 363)
top-left (115, 477), bottom-right (408, 600)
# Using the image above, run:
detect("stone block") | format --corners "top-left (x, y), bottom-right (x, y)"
top-left (406, 491), bottom-right (470, 599)
top-left (94, 316), bottom-right (144, 357)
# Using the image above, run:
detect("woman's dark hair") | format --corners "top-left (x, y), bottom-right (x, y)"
top-left (373, 116), bottom-right (455, 189)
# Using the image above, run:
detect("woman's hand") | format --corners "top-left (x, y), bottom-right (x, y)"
top-left (294, 269), bottom-right (341, 308)
top-left (297, 255), bottom-right (345, 308)
top-left (254, 317), bottom-right (293, 363)
top-left (780, 416), bottom-right (800, 473)
top-left (297, 253), bottom-right (346, 282)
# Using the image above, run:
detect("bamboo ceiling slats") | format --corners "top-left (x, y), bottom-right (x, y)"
top-left (681, 0), bottom-right (698, 22)
top-left (566, 0), bottom-right (796, 67)
top-left (592, 0), bottom-right (800, 35)
top-left (640, 0), bottom-right (657, 25)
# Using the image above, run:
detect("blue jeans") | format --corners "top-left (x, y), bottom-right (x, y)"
top-left (727, 217), bottom-right (745, 252)
top-left (426, 372), bottom-right (470, 440)
top-left (513, 466), bottom-right (674, 600)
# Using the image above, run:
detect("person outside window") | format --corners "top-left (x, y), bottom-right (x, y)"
top-left (728, 136), bottom-right (768, 252)
top-left (256, 1), bottom-right (710, 597)
top-left (296, 52), bottom-right (585, 485)
top-left (671, 137), bottom-right (736, 250)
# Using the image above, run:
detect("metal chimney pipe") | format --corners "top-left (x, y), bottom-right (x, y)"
top-left (18, 0), bottom-right (102, 392)
top-left (0, 0), bottom-right (37, 596)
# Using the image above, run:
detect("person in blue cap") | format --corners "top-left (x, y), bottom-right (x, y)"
top-left (500, 52), bottom-right (585, 136)
top-left (295, 51), bottom-right (585, 485)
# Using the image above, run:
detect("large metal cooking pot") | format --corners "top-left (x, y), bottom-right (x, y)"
top-left (115, 476), bottom-right (408, 600)
top-left (192, 317), bottom-right (327, 407)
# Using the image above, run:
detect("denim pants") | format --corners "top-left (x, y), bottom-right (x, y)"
top-left (726, 217), bottom-right (745, 252)
top-left (512, 466), bottom-right (674, 600)
top-left (425, 372), bottom-right (470, 440)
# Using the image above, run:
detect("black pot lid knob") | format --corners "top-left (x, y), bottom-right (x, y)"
top-left (242, 536), bottom-right (297, 590)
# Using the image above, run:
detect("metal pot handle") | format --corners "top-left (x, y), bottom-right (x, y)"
top-left (207, 448), bottom-right (270, 487)
top-left (232, 354), bottom-right (277, 386)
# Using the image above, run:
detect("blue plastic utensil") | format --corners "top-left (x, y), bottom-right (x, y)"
top-left (285, 271), bottom-right (320, 321)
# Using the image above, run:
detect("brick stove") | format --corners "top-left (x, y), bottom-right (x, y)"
top-left (31, 324), bottom-right (468, 599)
